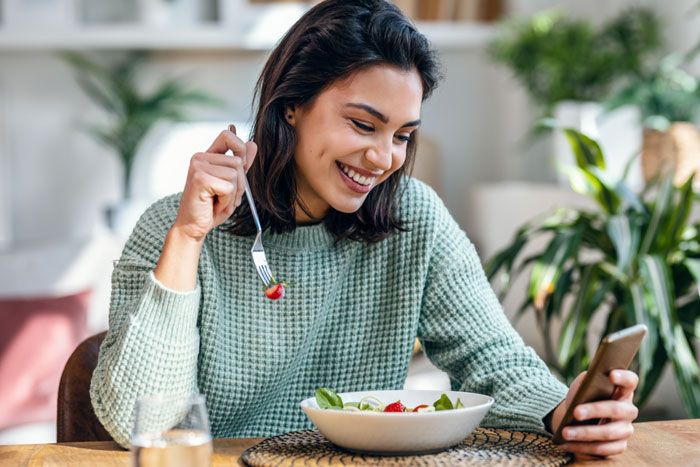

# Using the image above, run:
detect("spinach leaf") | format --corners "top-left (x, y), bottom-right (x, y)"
top-left (315, 388), bottom-right (343, 409)
top-left (433, 393), bottom-right (454, 411)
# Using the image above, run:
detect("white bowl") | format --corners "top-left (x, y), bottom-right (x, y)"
top-left (300, 389), bottom-right (494, 455)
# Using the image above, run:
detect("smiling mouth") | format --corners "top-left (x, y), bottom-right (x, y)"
top-left (336, 162), bottom-right (378, 186)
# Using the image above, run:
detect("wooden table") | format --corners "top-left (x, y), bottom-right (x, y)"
top-left (1, 420), bottom-right (698, 466)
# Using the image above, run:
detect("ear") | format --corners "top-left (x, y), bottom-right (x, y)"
top-left (284, 105), bottom-right (298, 126)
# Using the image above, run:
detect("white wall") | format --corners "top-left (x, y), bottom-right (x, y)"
top-left (0, 73), bottom-right (10, 249)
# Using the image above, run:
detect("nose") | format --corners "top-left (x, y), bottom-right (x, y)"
top-left (364, 139), bottom-right (393, 172)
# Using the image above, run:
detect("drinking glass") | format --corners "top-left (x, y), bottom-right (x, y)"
top-left (130, 393), bottom-right (212, 467)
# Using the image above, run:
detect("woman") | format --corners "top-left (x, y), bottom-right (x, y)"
top-left (91, 0), bottom-right (639, 457)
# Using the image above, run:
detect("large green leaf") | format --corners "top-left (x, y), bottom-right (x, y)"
top-left (634, 342), bottom-right (668, 408)
top-left (639, 175), bottom-right (675, 255)
top-left (558, 265), bottom-right (612, 367)
top-left (559, 165), bottom-right (620, 214)
top-left (529, 229), bottom-right (582, 310)
top-left (614, 180), bottom-right (646, 213)
top-left (659, 175), bottom-right (695, 253)
top-left (544, 266), bottom-right (576, 320)
top-left (485, 227), bottom-right (529, 281)
top-left (607, 214), bottom-right (642, 273)
top-left (624, 282), bottom-right (659, 394)
top-left (639, 255), bottom-right (700, 417)
top-left (685, 258), bottom-right (700, 297)
top-left (563, 128), bottom-right (606, 170)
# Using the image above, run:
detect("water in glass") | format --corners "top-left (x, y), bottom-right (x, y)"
top-left (131, 394), bottom-right (212, 467)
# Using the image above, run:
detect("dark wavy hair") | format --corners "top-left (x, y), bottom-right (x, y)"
top-left (225, 0), bottom-right (441, 242)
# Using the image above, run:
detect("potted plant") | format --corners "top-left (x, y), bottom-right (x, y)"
top-left (486, 128), bottom-right (700, 417)
top-left (605, 53), bottom-right (700, 190)
top-left (488, 8), bottom-right (660, 186)
top-left (62, 51), bottom-right (222, 234)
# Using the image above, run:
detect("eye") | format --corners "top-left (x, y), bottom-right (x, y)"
top-left (395, 134), bottom-right (411, 143)
top-left (351, 119), bottom-right (374, 132)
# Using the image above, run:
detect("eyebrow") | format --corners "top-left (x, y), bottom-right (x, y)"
top-left (345, 103), bottom-right (421, 128)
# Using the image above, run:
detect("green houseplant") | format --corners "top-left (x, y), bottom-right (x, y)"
top-left (488, 8), bottom-right (662, 187)
top-left (605, 53), bottom-right (700, 188)
top-left (486, 128), bottom-right (700, 417)
top-left (62, 51), bottom-right (221, 199)
top-left (488, 8), bottom-right (660, 118)
top-left (606, 53), bottom-right (700, 130)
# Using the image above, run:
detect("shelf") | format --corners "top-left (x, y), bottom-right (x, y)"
top-left (0, 25), bottom-right (263, 51)
top-left (0, 22), bottom-right (496, 51)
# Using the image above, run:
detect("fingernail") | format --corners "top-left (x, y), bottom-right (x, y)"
top-left (578, 408), bottom-right (588, 419)
top-left (566, 429), bottom-right (577, 440)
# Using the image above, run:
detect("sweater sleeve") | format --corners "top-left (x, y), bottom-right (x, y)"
top-left (90, 197), bottom-right (202, 448)
top-left (416, 199), bottom-right (567, 435)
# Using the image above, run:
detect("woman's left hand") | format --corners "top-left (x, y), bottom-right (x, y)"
top-left (554, 370), bottom-right (639, 458)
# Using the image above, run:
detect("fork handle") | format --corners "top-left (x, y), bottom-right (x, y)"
top-left (243, 175), bottom-right (262, 233)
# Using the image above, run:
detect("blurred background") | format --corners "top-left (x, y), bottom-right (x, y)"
top-left (1, 0), bottom-right (699, 445)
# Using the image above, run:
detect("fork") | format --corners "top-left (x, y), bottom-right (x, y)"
top-left (242, 175), bottom-right (274, 286)
top-left (226, 124), bottom-right (274, 286)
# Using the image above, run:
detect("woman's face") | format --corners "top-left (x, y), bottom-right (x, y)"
top-left (289, 65), bottom-right (423, 222)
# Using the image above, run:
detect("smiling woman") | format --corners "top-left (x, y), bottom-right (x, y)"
top-left (287, 67), bottom-right (423, 221)
top-left (225, 0), bottom-right (439, 241)
top-left (89, 0), bottom-right (640, 459)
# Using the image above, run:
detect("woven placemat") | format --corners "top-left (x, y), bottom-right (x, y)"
top-left (240, 428), bottom-right (573, 466)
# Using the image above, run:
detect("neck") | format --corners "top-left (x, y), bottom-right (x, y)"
top-left (294, 197), bottom-right (328, 224)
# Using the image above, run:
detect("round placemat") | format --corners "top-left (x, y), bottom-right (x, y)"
top-left (240, 428), bottom-right (573, 466)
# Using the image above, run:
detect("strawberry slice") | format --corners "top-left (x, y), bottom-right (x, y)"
top-left (383, 401), bottom-right (405, 412)
top-left (264, 283), bottom-right (285, 300)
top-left (413, 404), bottom-right (429, 412)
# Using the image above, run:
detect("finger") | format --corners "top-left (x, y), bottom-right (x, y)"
top-left (200, 165), bottom-right (242, 216)
top-left (574, 400), bottom-right (638, 422)
top-left (227, 124), bottom-right (258, 172)
top-left (235, 159), bottom-right (246, 207)
top-left (244, 140), bottom-right (258, 172)
top-left (610, 370), bottom-right (639, 401)
top-left (559, 439), bottom-right (628, 458)
top-left (206, 129), bottom-right (248, 163)
top-left (199, 163), bottom-right (239, 186)
top-left (192, 169), bottom-right (235, 197)
top-left (225, 124), bottom-right (245, 169)
top-left (191, 152), bottom-right (245, 171)
top-left (562, 421), bottom-right (634, 442)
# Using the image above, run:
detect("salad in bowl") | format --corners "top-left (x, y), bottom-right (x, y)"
top-left (300, 388), bottom-right (494, 454)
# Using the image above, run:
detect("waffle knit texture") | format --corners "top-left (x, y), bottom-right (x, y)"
top-left (91, 178), bottom-right (568, 448)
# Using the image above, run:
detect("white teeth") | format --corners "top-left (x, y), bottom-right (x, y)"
top-left (339, 162), bottom-right (376, 186)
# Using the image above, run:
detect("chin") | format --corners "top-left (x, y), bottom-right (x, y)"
top-left (329, 194), bottom-right (367, 214)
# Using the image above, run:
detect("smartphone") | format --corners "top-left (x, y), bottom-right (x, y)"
top-left (552, 324), bottom-right (647, 444)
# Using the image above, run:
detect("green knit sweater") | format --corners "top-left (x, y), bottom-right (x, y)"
top-left (91, 178), bottom-right (568, 447)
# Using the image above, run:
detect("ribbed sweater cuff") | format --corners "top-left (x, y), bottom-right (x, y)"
top-left (521, 377), bottom-right (568, 434)
top-left (131, 271), bottom-right (201, 339)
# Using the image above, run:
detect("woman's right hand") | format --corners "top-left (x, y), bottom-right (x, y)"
top-left (172, 127), bottom-right (258, 242)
